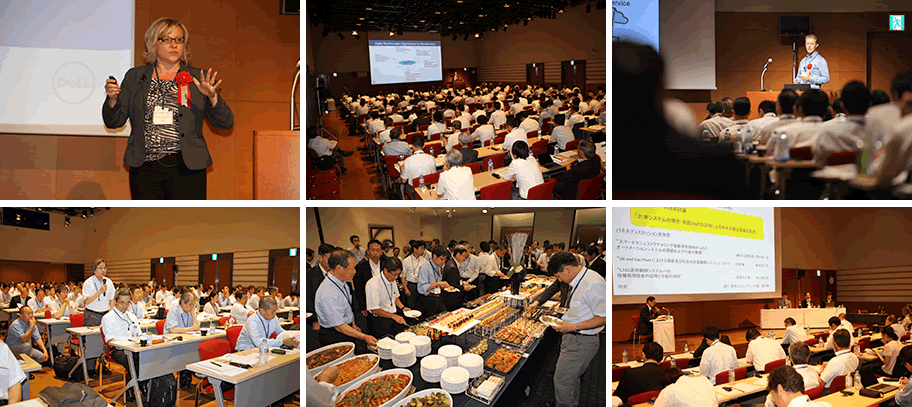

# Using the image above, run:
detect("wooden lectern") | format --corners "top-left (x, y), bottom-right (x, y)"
top-left (253, 130), bottom-right (299, 200)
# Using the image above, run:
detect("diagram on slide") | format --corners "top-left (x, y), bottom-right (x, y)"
top-left (368, 40), bottom-right (442, 85)
top-left (611, 0), bottom-right (659, 50)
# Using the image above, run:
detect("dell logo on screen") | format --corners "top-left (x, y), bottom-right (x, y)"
top-left (52, 62), bottom-right (95, 104)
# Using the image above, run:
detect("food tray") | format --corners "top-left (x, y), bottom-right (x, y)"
top-left (306, 341), bottom-right (355, 375)
top-left (394, 389), bottom-right (453, 407)
top-left (332, 368), bottom-right (414, 407)
top-left (318, 353), bottom-right (381, 394)
top-left (484, 347), bottom-right (522, 374)
top-left (466, 371), bottom-right (506, 405)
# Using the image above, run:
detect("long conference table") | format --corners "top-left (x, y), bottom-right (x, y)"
top-left (760, 307), bottom-right (846, 329)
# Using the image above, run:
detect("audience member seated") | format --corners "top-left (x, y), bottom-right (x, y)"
top-left (765, 365), bottom-right (829, 407)
top-left (745, 328), bottom-right (786, 373)
top-left (459, 133), bottom-right (478, 164)
top-left (698, 326), bottom-right (738, 384)
top-left (781, 317), bottom-right (808, 345)
top-left (653, 367), bottom-right (718, 406)
top-left (614, 341), bottom-right (665, 403)
top-left (436, 150), bottom-right (475, 200)
top-left (818, 329), bottom-right (858, 390)
top-left (502, 141), bottom-right (544, 200)
top-left (555, 140), bottom-right (601, 199)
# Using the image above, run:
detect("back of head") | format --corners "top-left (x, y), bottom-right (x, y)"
top-left (892, 71), bottom-right (912, 99)
top-left (766, 366), bottom-right (805, 394)
top-left (871, 89), bottom-right (891, 106)
top-left (445, 149), bottom-right (463, 167)
top-left (832, 329), bottom-right (850, 349)
top-left (788, 342), bottom-right (811, 365)
top-left (884, 325), bottom-right (898, 340)
top-left (828, 316), bottom-right (840, 328)
top-left (643, 341), bottom-right (664, 361)
top-left (733, 97), bottom-right (751, 117)
top-left (613, 41), bottom-right (665, 117)
top-left (434, 111), bottom-right (444, 122)
top-left (511, 140), bottom-right (530, 159)
top-left (746, 328), bottom-right (761, 341)
top-left (477, 115), bottom-right (488, 125)
top-left (506, 116), bottom-right (518, 129)
top-left (841, 81), bottom-right (871, 115)
top-left (660, 368), bottom-right (684, 388)
top-left (411, 135), bottom-right (425, 148)
top-left (778, 89), bottom-right (799, 114)
top-left (707, 102), bottom-right (722, 115)
top-left (703, 326), bottom-right (720, 341)
top-left (721, 98), bottom-right (734, 115)
top-left (801, 89), bottom-right (829, 117)
top-left (578, 140), bottom-right (595, 158)
top-left (759, 100), bottom-right (777, 114)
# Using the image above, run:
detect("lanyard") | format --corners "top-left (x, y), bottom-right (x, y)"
top-left (181, 312), bottom-right (190, 327)
top-left (565, 268), bottom-right (588, 310)
top-left (328, 276), bottom-right (352, 307)
top-left (115, 310), bottom-right (132, 326)
top-left (259, 313), bottom-right (272, 338)
top-left (383, 278), bottom-right (395, 307)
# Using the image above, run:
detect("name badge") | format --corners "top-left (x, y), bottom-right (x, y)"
top-left (153, 106), bottom-right (173, 125)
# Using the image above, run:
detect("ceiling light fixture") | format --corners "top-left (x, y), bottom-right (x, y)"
top-left (389, 31), bottom-right (395, 36)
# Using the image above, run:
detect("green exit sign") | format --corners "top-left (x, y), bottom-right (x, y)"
top-left (891, 15), bottom-right (905, 31)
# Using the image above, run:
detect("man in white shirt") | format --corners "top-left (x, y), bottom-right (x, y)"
top-left (766, 90), bottom-right (828, 151)
top-left (390, 109), bottom-right (404, 123)
top-left (217, 285), bottom-right (232, 307)
top-left (698, 102), bottom-right (736, 140)
top-left (518, 111), bottom-right (540, 134)
top-left (699, 326), bottom-right (739, 384)
top-left (476, 242), bottom-right (507, 295)
top-left (164, 293), bottom-right (200, 334)
top-left (154, 285), bottom-right (167, 304)
top-left (782, 317), bottom-right (808, 345)
top-left (566, 105), bottom-right (585, 129)
top-left (818, 329), bottom-right (858, 389)
top-left (26, 287), bottom-right (50, 314)
top-left (889, 314), bottom-right (908, 338)
top-left (811, 82), bottom-right (870, 168)
top-left (401, 241), bottom-right (427, 310)
top-left (766, 365), bottom-right (830, 407)
top-left (745, 328), bottom-right (787, 372)
top-left (502, 117), bottom-right (528, 153)
top-left (83, 258), bottom-right (114, 377)
top-left (307, 128), bottom-right (350, 174)
top-left (427, 111), bottom-right (448, 139)
top-left (490, 102), bottom-right (507, 129)
top-left (230, 290), bottom-right (255, 325)
top-left (436, 150), bottom-right (475, 200)
top-left (101, 288), bottom-right (144, 403)
top-left (247, 286), bottom-right (265, 311)
top-left (838, 313), bottom-right (854, 335)
top-left (399, 136), bottom-right (437, 196)
top-left (471, 104), bottom-right (487, 122)
top-left (550, 114), bottom-right (574, 150)
top-left (129, 286), bottom-right (146, 320)
top-left (366, 111), bottom-right (385, 136)
top-left (472, 115), bottom-right (496, 146)
top-left (719, 97), bottom-right (752, 145)
top-left (366, 257), bottom-right (413, 338)
top-left (377, 117), bottom-right (394, 143)
top-left (746, 101), bottom-right (779, 137)
top-left (824, 316), bottom-right (855, 350)
top-left (537, 244), bottom-right (554, 272)
top-left (0, 340), bottom-right (25, 404)
top-left (653, 369), bottom-right (718, 407)
top-left (236, 296), bottom-right (298, 351)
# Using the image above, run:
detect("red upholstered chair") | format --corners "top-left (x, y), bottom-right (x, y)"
top-left (69, 313), bottom-right (84, 352)
top-left (429, 132), bottom-right (442, 141)
top-left (659, 358), bottom-right (690, 370)
top-left (612, 365), bottom-right (630, 382)
top-left (195, 338), bottom-right (235, 406)
top-left (467, 162), bottom-right (482, 174)
top-left (293, 316), bottom-right (300, 325)
top-left (98, 327), bottom-right (126, 398)
top-left (483, 139), bottom-right (495, 147)
top-left (565, 139), bottom-right (582, 151)
top-left (577, 172), bottom-right (606, 200)
top-left (407, 131), bottom-right (423, 140)
top-left (307, 182), bottom-right (341, 200)
top-left (627, 390), bottom-right (661, 405)
top-left (452, 144), bottom-right (462, 150)
top-left (763, 358), bottom-right (787, 372)
top-left (715, 367), bottom-right (747, 384)
top-left (526, 180), bottom-right (557, 200)
top-left (411, 171), bottom-right (441, 197)
top-left (901, 333), bottom-right (910, 342)
top-left (307, 169), bottom-right (338, 188)
top-left (479, 181), bottom-right (512, 200)
top-left (789, 146), bottom-right (813, 161)
top-left (484, 102), bottom-right (493, 110)
top-left (418, 124), bottom-right (430, 132)
top-left (814, 332), bottom-right (829, 342)
top-left (358, 114), bottom-right (370, 124)
top-left (804, 338), bottom-right (819, 346)
top-left (45, 310), bottom-right (52, 319)
top-left (218, 317), bottom-right (230, 328)
top-left (857, 337), bottom-right (871, 352)
top-left (481, 153), bottom-right (506, 171)
top-left (827, 151), bottom-right (856, 166)
top-left (156, 320), bottom-right (166, 335)
top-left (423, 144), bottom-right (440, 155)
top-left (827, 375), bottom-right (847, 393)
top-left (526, 131), bottom-right (539, 139)
top-left (470, 124), bottom-right (480, 133)
top-left (542, 122), bottom-right (553, 135)
top-left (227, 326), bottom-right (243, 352)
top-left (806, 384), bottom-right (826, 400)
top-left (495, 131), bottom-right (508, 139)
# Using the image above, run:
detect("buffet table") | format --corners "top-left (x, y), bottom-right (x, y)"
top-left (760, 307), bottom-right (845, 329)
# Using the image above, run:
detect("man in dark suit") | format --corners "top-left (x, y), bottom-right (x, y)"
top-left (614, 342), bottom-right (666, 403)
top-left (556, 140), bottom-right (602, 199)
top-left (639, 296), bottom-right (661, 336)
top-left (458, 132), bottom-right (479, 164)
top-left (442, 246), bottom-right (470, 311)
top-left (800, 292), bottom-right (815, 309)
top-left (353, 239), bottom-right (385, 321)
top-left (583, 246), bottom-right (606, 277)
top-left (409, 110), bottom-right (431, 133)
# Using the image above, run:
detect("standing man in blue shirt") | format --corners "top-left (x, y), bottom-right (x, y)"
top-left (417, 246), bottom-right (451, 318)
top-left (315, 250), bottom-right (378, 350)
top-left (795, 34), bottom-right (829, 89)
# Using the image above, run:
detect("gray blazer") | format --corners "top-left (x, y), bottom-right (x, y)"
top-left (102, 62), bottom-right (233, 170)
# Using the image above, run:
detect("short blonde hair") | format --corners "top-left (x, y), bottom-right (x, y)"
top-left (143, 17), bottom-right (192, 65)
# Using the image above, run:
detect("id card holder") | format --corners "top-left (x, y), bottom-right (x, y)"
top-left (153, 106), bottom-right (173, 125)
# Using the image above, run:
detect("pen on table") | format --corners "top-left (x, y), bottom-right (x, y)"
top-left (211, 361), bottom-right (222, 367)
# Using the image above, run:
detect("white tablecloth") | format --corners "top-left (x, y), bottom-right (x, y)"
top-left (760, 307), bottom-right (845, 329)
top-left (652, 317), bottom-right (675, 352)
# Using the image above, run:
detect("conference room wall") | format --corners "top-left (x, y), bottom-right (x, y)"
top-left (304, 208), bottom-right (425, 254)
top-left (611, 207), bottom-right (835, 341)
top-left (0, 0), bottom-right (299, 200)
top-left (0, 261), bottom-right (68, 286)
top-left (0, 212), bottom-right (85, 264)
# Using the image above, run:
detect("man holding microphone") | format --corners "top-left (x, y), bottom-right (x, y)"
top-left (83, 258), bottom-right (115, 378)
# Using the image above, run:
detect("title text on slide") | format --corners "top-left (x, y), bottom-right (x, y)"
top-left (613, 1), bottom-right (631, 5)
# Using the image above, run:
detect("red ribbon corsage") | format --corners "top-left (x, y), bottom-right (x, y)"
top-left (176, 71), bottom-right (193, 108)
top-left (807, 64), bottom-right (813, 70)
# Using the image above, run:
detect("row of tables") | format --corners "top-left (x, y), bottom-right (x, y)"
top-left (29, 306), bottom-right (299, 406)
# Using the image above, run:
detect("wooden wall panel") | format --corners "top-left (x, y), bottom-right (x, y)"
top-left (233, 250), bottom-right (270, 287)
top-left (0, 261), bottom-right (68, 285)
top-left (586, 54), bottom-right (607, 89)
top-left (477, 65), bottom-right (526, 84)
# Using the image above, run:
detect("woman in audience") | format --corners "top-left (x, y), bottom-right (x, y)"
top-left (502, 141), bottom-right (544, 200)
top-left (893, 346), bottom-right (912, 406)
top-left (436, 150), bottom-right (475, 200)
top-left (876, 326), bottom-right (905, 377)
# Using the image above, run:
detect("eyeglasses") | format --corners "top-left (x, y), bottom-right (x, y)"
top-left (158, 37), bottom-right (185, 44)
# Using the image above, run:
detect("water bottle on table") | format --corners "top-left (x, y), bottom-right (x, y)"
top-left (259, 338), bottom-right (269, 365)
top-left (728, 368), bottom-right (735, 384)
top-left (488, 159), bottom-right (494, 173)
top-left (419, 174), bottom-right (426, 192)
top-left (622, 349), bottom-right (628, 363)
top-left (854, 370), bottom-right (862, 392)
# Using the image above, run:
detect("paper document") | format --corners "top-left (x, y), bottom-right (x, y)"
top-left (196, 360), bottom-right (245, 376)
top-left (277, 331), bottom-right (300, 342)
top-left (732, 382), bottom-right (762, 393)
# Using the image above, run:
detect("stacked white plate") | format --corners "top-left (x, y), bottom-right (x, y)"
top-left (457, 353), bottom-right (484, 378)
top-left (409, 335), bottom-right (432, 357)
top-left (438, 344), bottom-right (463, 368)
top-left (420, 355), bottom-right (448, 382)
top-left (395, 331), bottom-right (416, 344)
top-left (392, 343), bottom-right (417, 367)
top-left (441, 366), bottom-right (470, 394)
top-left (377, 337), bottom-right (398, 360)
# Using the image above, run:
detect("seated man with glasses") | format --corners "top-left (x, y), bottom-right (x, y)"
top-left (101, 288), bottom-right (145, 403)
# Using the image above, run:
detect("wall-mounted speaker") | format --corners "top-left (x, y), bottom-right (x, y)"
top-left (796, 270), bottom-right (805, 278)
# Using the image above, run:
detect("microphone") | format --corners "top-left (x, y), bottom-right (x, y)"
top-left (761, 58), bottom-right (772, 92)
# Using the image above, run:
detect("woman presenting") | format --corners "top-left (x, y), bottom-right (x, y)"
top-left (102, 17), bottom-right (233, 199)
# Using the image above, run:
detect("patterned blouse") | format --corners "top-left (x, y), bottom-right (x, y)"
top-left (143, 78), bottom-right (181, 162)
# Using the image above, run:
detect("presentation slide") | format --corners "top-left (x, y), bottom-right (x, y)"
top-left (368, 40), bottom-right (442, 85)
top-left (613, 207), bottom-right (776, 297)
top-left (0, 0), bottom-right (133, 137)
top-left (612, 0), bottom-right (659, 51)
